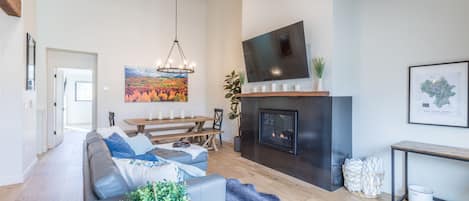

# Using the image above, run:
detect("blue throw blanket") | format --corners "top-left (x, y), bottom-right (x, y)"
top-left (226, 179), bottom-right (280, 201)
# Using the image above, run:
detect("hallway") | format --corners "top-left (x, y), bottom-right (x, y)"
top-left (0, 131), bottom-right (85, 201)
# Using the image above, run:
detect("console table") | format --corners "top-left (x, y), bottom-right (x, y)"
top-left (391, 141), bottom-right (469, 201)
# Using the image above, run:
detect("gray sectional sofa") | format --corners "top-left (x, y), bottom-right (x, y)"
top-left (83, 132), bottom-right (226, 201)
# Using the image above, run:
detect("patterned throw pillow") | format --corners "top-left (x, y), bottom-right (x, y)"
top-left (112, 158), bottom-right (181, 189)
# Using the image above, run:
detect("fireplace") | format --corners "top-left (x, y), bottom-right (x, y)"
top-left (241, 96), bottom-right (352, 191)
top-left (259, 109), bottom-right (298, 155)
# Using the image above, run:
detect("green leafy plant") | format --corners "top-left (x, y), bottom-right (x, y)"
top-left (127, 181), bottom-right (189, 201)
top-left (313, 57), bottom-right (325, 79)
top-left (224, 70), bottom-right (244, 120)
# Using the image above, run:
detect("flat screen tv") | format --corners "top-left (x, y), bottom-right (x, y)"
top-left (243, 21), bottom-right (309, 82)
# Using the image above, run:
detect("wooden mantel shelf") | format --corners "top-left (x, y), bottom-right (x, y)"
top-left (236, 91), bottom-right (329, 98)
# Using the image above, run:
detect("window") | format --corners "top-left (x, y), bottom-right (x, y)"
top-left (75, 81), bottom-right (92, 101)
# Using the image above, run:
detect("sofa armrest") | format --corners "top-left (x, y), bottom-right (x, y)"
top-left (186, 174), bottom-right (226, 201)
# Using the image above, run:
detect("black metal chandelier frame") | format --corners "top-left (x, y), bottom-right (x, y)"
top-left (156, 0), bottom-right (195, 74)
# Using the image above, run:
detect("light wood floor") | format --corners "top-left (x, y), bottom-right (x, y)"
top-left (0, 132), bottom-right (389, 201)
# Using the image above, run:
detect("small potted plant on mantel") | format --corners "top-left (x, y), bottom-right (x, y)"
top-left (223, 70), bottom-right (245, 152)
top-left (313, 57), bottom-right (325, 91)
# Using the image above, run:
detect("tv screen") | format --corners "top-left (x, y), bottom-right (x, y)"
top-left (242, 21), bottom-right (309, 82)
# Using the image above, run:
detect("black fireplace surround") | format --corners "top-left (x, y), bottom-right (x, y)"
top-left (240, 96), bottom-right (352, 191)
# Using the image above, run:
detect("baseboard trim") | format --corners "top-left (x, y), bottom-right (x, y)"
top-left (23, 157), bottom-right (38, 181)
top-left (0, 175), bottom-right (23, 187)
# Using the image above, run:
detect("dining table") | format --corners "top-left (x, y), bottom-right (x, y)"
top-left (124, 115), bottom-right (221, 151)
top-left (124, 116), bottom-right (214, 134)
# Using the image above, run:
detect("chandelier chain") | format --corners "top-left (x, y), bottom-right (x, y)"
top-left (175, 0), bottom-right (178, 41)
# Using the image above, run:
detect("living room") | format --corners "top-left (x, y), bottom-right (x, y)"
top-left (1, 0), bottom-right (469, 201)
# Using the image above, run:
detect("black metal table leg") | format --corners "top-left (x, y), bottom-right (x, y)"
top-left (404, 151), bottom-right (408, 200)
top-left (392, 148), bottom-right (395, 201)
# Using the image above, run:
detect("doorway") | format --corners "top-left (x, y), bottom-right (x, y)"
top-left (61, 68), bottom-right (93, 132)
top-left (47, 49), bottom-right (97, 148)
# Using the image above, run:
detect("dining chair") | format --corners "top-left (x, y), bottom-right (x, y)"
top-left (212, 108), bottom-right (224, 145)
top-left (109, 112), bottom-right (116, 127)
top-left (109, 111), bottom-right (138, 136)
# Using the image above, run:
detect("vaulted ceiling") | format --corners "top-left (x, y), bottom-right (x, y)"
top-left (0, 0), bottom-right (21, 17)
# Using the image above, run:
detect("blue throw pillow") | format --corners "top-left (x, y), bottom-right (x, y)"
top-left (104, 133), bottom-right (136, 157)
top-left (104, 133), bottom-right (158, 162)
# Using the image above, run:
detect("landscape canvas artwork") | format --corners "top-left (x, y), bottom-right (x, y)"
top-left (125, 67), bottom-right (188, 102)
top-left (409, 61), bottom-right (469, 127)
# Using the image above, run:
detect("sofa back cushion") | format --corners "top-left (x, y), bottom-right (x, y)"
top-left (90, 151), bottom-right (130, 199)
top-left (87, 140), bottom-right (110, 160)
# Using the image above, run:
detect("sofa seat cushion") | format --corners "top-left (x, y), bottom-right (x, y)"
top-left (89, 151), bottom-right (129, 199)
top-left (150, 148), bottom-right (208, 165)
top-left (190, 161), bottom-right (207, 172)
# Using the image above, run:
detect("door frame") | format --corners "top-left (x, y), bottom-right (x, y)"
top-left (46, 48), bottom-right (98, 149)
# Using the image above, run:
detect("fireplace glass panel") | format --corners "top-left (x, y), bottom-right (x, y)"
top-left (259, 109), bottom-right (297, 154)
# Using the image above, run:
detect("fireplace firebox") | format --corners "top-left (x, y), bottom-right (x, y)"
top-left (259, 109), bottom-right (298, 155)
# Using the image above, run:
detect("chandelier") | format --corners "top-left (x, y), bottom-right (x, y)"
top-left (156, 0), bottom-right (195, 74)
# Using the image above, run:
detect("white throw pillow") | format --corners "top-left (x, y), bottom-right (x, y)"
top-left (97, 126), bottom-right (128, 139)
top-left (124, 134), bottom-right (154, 155)
top-left (112, 158), bottom-right (181, 189)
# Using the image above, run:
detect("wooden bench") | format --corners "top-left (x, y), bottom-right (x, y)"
top-left (125, 125), bottom-right (195, 137)
top-left (150, 129), bottom-right (223, 151)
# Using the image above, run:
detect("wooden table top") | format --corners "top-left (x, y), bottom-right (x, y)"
top-left (392, 141), bottom-right (469, 161)
top-left (124, 116), bottom-right (214, 126)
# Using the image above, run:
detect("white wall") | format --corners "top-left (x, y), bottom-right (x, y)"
top-left (206, 0), bottom-right (243, 142)
top-left (241, 0), bottom-right (333, 92)
top-left (243, 0), bottom-right (469, 199)
top-left (0, 0), bottom-right (37, 186)
top-left (64, 69), bottom-right (93, 126)
top-left (37, 0), bottom-right (209, 132)
top-left (353, 0), bottom-right (469, 199)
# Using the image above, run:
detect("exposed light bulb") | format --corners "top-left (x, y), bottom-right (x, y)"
top-left (168, 59), bottom-right (174, 64)
top-left (156, 59), bottom-right (162, 67)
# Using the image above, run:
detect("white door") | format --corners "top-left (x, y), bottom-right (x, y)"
top-left (53, 69), bottom-right (65, 147)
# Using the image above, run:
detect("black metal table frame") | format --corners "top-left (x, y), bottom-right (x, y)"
top-left (391, 148), bottom-right (469, 201)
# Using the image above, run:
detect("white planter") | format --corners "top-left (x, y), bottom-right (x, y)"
top-left (316, 78), bottom-right (323, 91)
top-left (241, 85), bottom-right (249, 93)
top-left (409, 185), bottom-right (433, 201)
top-left (342, 158), bottom-right (363, 192)
top-left (361, 157), bottom-right (384, 198)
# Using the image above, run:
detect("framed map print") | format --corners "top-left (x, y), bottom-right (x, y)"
top-left (409, 61), bottom-right (469, 127)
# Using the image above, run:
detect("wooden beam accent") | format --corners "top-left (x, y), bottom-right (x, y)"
top-left (0, 0), bottom-right (21, 17)
top-left (236, 91), bottom-right (330, 98)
